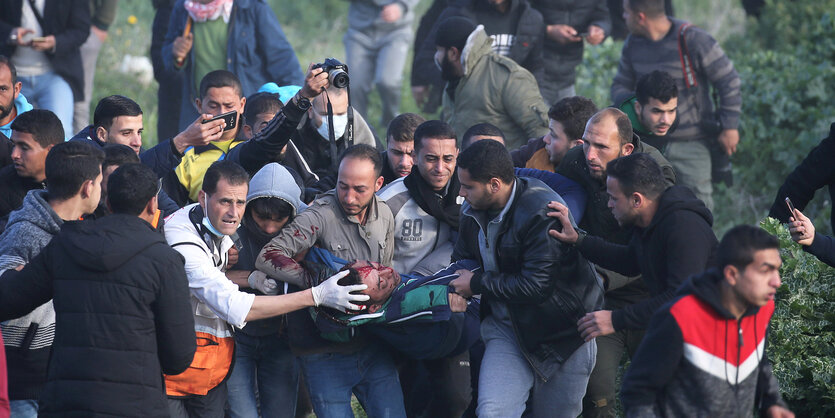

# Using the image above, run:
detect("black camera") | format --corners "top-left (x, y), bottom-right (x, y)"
top-left (313, 58), bottom-right (349, 89)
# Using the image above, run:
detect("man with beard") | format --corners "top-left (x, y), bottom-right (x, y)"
top-left (617, 70), bottom-right (678, 150)
top-left (0, 56), bottom-right (32, 140)
top-left (554, 108), bottom-right (677, 417)
top-left (512, 95), bottom-right (598, 172)
top-left (612, 0), bottom-right (741, 208)
top-left (411, 0), bottom-right (545, 109)
top-left (255, 144), bottom-right (405, 418)
top-left (548, 152), bottom-right (716, 417)
top-left (449, 139), bottom-right (603, 417)
top-left (433, 16), bottom-right (548, 149)
top-left (0, 56), bottom-right (31, 168)
top-left (163, 161), bottom-right (367, 417)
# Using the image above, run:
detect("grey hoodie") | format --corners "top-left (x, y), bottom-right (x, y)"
top-left (246, 162), bottom-right (306, 215)
top-left (0, 189), bottom-right (63, 400)
top-left (234, 163), bottom-right (306, 336)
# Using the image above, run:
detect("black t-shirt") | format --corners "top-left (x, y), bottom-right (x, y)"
top-left (472, 0), bottom-right (523, 56)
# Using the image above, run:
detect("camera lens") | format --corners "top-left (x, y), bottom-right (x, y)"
top-left (330, 69), bottom-right (349, 89)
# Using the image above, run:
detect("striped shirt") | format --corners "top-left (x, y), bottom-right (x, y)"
top-left (611, 19), bottom-right (741, 142)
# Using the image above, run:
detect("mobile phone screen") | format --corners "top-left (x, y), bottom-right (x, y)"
top-left (785, 197), bottom-right (797, 216)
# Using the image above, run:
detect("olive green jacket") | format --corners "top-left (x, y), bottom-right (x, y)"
top-left (441, 25), bottom-right (549, 150)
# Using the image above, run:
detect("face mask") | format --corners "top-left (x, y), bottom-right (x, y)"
top-left (317, 113), bottom-right (349, 140)
top-left (202, 195), bottom-right (225, 237)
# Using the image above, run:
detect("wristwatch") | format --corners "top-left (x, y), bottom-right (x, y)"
top-left (293, 94), bottom-right (311, 111)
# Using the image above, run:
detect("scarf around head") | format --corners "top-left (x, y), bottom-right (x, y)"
top-left (184, 0), bottom-right (233, 23)
top-left (402, 165), bottom-right (461, 231)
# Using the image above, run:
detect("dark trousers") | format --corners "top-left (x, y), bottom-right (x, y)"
top-left (401, 350), bottom-right (472, 418)
top-left (168, 381), bottom-right (227, 418)
top-left (582, 329), bottom-right (645, 418)
top-left (151, 3), bottom-right (184, 141)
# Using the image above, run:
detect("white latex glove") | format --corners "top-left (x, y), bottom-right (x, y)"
top-left (311, 270), bottom-right (370, 312)
top-left (248, 270), bottom-right (278, 295)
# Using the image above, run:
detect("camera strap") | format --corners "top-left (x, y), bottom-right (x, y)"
top-left (677, 23), bottom-right (698, 89)
top-left (346, 84), bottom-right (354, 148)
top-left (325, 96), bottom-right (340, 172)
top-left (26, 0), bottom-right (47, 32)
top-left (678, 23), bottom-right (720, 113)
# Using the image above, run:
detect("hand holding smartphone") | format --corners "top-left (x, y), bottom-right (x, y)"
top-left (785, 197), bottom-right (797, 220)
top-left (202, 110), bottom-right (237, 132)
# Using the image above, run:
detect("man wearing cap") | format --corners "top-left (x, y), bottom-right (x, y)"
top-left (433, 16), bottom-right (549, 150)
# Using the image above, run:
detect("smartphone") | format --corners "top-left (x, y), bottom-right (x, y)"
top-left (32, 36), bottom-right (48, 42)
top-left (202, 110), bottom-right (237, 131)
top-left (578, 32), bottom-right (589, 38)
top-left (785, 197), bottom-right (797, 217)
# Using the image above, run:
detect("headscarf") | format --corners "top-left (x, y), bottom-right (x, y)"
top-left (184, 0), bottom-right (234, 23)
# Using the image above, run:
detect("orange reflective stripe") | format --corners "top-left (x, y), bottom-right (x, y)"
top-left (164, 331), bottom-right (234, 397)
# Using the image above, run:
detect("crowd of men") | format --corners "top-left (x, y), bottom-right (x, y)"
top-left (0, 0), bottom-right (826, 417)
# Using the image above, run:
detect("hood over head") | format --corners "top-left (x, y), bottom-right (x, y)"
top-left (460, 25), bottom-right (493, 76)
top-left (58, 214), bottom-right (165, 272)
top-left (247, 162), bottom-right (306, 216)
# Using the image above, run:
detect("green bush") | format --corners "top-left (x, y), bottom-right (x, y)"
top-left (710, 3), bottom-right (835, 236)
top-left (759, 218), bottom-right (835, 414)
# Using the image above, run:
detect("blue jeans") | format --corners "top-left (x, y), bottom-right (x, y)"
top-left (17, 72), bottom-right (74, 139)
top-left (476, 316), bottom-right (597, 418)
top-left (10, 399), bottom-right (38, 418)
top-left (299, 344), bottom-right (406, 418)
top-left (226, 332), bottom-right (299, 418)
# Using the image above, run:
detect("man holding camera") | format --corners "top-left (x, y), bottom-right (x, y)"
top-left (283, 59), bottom-right (379, 197)
top-left (611, 0), bottom-right (740, 210)
top-left (160, 65), bottom-right (359, 206)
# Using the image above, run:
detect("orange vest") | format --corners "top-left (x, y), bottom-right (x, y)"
top-left (164, 331), bottom-right (234, 397)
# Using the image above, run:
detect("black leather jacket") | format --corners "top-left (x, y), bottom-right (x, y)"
top-left (452, 176), bottom-right (603, 381)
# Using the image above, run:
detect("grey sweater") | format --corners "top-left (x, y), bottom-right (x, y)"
top-left (0, 189), bottom-right (62, 400)
top-left (611, 18), bottom-right (741, 142)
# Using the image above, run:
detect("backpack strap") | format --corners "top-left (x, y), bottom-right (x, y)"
top-left (677, 23), bottom-right (698, 89)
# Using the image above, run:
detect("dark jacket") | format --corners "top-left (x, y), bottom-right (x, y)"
top-left (69, 126), bottom-right (182, 216)
top-left (412, 0), bottom-right (545, 94)
top-left (282, 111), bottom-right (381, 200)
top-left (0, 0), bottom-right (91, 101)
top-left (0, 165), bottom-right (46, 232)
top-left (163, 0), bottom-right (304, 128)
top-left (0, 215), bottom-right (196, 417)
top-left (803, 232), bottom-right (835, 268)
top-left (453, 176), bottom-right (604, 380)
top-left (529, 0), bottom-right (610, 91)
top-left (0, 131), bottom-right (12, 169)
top-left (576, 185), bottom-right (717, 331)
top-left (769, 123), bottom-right (835, 232)
top-left (557, 137), bottom-right (676, 304)
top-left (621, 269), bottom-right (787, 417)
top-left (557, 135), bottom-right (675, 243)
